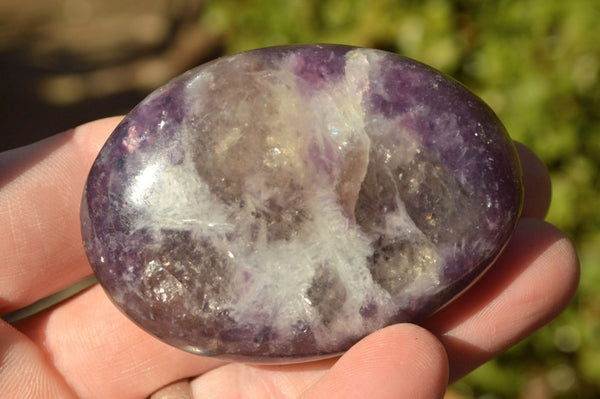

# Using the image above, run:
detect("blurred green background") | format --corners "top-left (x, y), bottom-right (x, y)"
top-left (1, 0), bottom-right (598, 397)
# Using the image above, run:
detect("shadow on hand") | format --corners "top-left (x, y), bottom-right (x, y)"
top-left (423, 218), bottom-right (575, 381)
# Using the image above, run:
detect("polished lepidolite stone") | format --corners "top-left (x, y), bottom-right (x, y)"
top-left (81, 45), bottom-right (523, 363)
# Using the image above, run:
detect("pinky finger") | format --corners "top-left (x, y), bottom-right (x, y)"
top-left (0, 320), bottom-right (76, 399)
top-left (299, 324), bottom-right (448, 399)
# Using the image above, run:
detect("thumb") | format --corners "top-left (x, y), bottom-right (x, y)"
top-left (300, 323), bottom-right (448, 399)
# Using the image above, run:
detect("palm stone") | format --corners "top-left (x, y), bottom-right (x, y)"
top-left (81, 44), bottom-right (523, 363)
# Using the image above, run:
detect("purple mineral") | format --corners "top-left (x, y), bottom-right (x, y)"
top-left (81, 45), bottom-right (523, 363)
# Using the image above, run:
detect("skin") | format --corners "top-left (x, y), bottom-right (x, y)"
top-left (0, 117), bottom-right (579, 399)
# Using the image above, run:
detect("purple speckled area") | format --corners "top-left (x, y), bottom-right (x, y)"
top-left (81, 45), bottom-right (522, 363)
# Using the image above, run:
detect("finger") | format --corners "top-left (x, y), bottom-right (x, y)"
top-left (515, 142), bottom-right (551, 219)
top-left (299, 324), bottom-right (448, 399)
top-left (189, 324), bottom-right (447, 399)
top-left (150, 379), bottom-right (193, 399)
top-left (0, 117), bottom-right (121, 313)
top-left (17, 285), bottom-right (225, 399)
top-left (423, 218), bottom-right (579, 382)
top-left (190, 357), bottom-right (335, 398)
top-left (0, 320), bottom-right (77, 398)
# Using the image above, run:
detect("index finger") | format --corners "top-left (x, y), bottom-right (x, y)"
top-left (0, 117), bottom-right (121, 314)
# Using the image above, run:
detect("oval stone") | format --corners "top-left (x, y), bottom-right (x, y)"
top-left (81, 44), bottom-right (523, 363)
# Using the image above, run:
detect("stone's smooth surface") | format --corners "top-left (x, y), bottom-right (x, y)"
top-left (81, 45), bottom-right (523, 363)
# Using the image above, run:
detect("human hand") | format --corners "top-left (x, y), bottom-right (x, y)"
top-left (0, 117), bottom-right (578, 398)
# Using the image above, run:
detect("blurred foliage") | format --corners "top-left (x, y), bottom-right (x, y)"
top-left (200, 0), bottom-right (600, 397)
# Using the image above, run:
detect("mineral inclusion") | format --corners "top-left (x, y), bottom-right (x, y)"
top-left (81, 45), bottom-right (523, 363)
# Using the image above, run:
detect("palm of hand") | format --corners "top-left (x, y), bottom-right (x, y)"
top-left (0, 117), bottom-right (578, 399)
